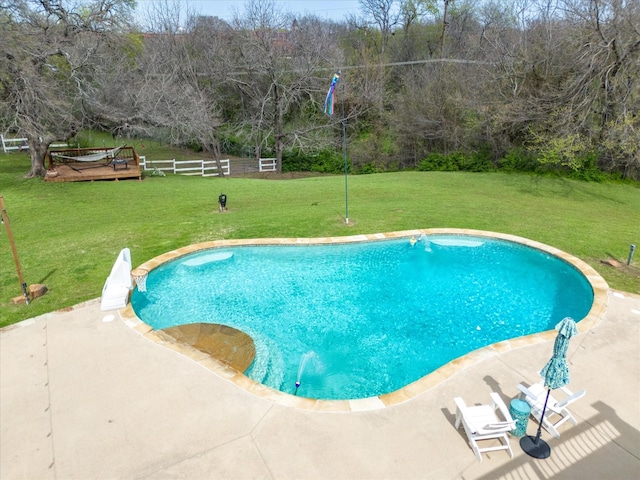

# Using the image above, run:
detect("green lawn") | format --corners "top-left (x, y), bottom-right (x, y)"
top-left (1, 148), bottom-right (638, 328)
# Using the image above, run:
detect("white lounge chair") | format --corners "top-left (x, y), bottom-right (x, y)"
top-left (100, 248), bottom-right (132, 311)
top-left (454, 392), bottom-right (516, 463)
top-left (517, 382), bottom-right (585, 439)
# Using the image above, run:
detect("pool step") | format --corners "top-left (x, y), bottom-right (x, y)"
top-left (262, 345), bottom-right (285, 392)
top-left (246, 337), bottom-right (269, 383)
top-left (245, 336), bottom-right (285, 392)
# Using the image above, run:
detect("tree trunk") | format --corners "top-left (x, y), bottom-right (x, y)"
top-left (24, 139), bottom-right (50, 178)
top-left (275, 131), bottom-right (283, 174)
top-left (209, 138), bottom-right (225, 178)
top-left (274, 85), bottom-right (284, 174)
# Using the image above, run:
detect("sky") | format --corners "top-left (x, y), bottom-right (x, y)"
top-left (135, 0), bottom-right (363, 23)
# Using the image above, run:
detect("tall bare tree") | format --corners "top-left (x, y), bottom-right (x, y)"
top-left (224, 0), bottom-right (339, 172)
top-left (555, 0), bottom-right (640, 177)
top-left (477, 0), bottom-right (639, 176)
top-left (359, 0), bottom-right (402, 58)
top-left (0, 0), bottom-right (134, 177)
top-left (74, 0), bottom-right (232, 177)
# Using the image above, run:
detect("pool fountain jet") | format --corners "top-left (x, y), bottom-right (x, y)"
top-left (418, 234), bottom-right (432, 252)
top-left (294, 351), bottom-right (319, 395)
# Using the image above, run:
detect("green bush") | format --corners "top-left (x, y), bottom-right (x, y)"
top-left (187, 141), bottom-right (203, 152)
top-left (356, 163), bottom-right (379, 174)
top-left (219, 131), bottom-right (250, 157)
top-left (311, 150), bottom-right (346, 174)
top-left (571, 152), bottom-right (605, 182)
top-left (282, 149), bottom-right (346, 174)
top-left (464, 147), bottom-right (496, 172)
top-left (418, 152), bottom-right (460, 171)
top-left (282, 149), bottom-right (313, 172)
top-left (417, 149), bottom-right (497, 173)
top-left (499, 148), bottom-right (538, 172)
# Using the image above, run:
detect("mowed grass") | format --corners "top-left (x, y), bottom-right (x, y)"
top-left (1, 149), bottom-right (639, 328)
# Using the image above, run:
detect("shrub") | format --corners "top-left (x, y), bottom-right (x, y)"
top-left (356, 163), bottom-right (379, 174)
top-left (499, 148), bottom-right (538, 172)
top-left (465, 148), bottom-right (495, 172)
top-left (417, 150), bottom-right (496, 172)
top-left (570, 152), bottom-right (605, 182)
top-left (282, 149), bottom-right (346, 174)
top-left (219, 131), bottom-right (252, 157)
top-left (311, 150), bottom-right (346, 174)
top-left (282, 149), bottom-right (312, 172)
top-left (418, 152), bottom-right (459, 171)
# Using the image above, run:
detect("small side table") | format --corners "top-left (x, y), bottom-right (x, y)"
top-left (112, 159), bottom-right (128, 170)
top-left (509, 398), bottom-right (531, 437)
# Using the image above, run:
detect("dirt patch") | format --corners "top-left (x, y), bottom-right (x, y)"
top-left (600, 258), bottom-right (640, 281)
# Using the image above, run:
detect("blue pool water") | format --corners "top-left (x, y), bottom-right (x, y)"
top-left (131, 236), bottom-right (594, 400)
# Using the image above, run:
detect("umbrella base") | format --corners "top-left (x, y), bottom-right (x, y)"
top-left (520, 435), bottom-right (551, 459)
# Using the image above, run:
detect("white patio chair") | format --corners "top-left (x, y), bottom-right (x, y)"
top-left (517, 382), bottom-right (586, 439)
top-left (454, 392), bottom-right (516, 463)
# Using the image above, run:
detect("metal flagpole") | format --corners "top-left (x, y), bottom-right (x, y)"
top-left (341, 74), bottom-right (349, 225)
top-left (0, 195), bottom-right (29, 304)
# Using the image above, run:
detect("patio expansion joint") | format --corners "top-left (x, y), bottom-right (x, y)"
top-left (42, 316), bottom-right (57, 475)
top-left (247, 402), bottom-right (276, 439)
top-left (248, 406), bottom-right (278, 480)
top-left (133, 417), bottom-right (273, 480)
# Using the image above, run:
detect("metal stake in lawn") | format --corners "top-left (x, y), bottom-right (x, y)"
top-left (0, 196), bottom-right (29, 304)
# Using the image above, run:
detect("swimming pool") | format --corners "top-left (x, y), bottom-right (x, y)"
top-left (130, 230), bottom-right (603, 402)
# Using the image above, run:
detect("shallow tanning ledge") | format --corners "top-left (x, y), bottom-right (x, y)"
top-left (160, 323), bottom-right (255, 373)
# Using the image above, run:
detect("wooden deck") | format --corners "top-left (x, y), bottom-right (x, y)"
top-left (45, 162), bottom-right (142, 182)
top-left (45, 146), bottom-right (142, 183)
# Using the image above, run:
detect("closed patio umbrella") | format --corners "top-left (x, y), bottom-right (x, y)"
top-left (520, 317), bottom-right (579, 459)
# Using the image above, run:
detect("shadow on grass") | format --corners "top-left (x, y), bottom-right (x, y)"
top-left (38, 269), bottom-right (57, 284)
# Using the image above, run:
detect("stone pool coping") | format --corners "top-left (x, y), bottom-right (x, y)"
top-left (119, 228), bottom-right (609, 412)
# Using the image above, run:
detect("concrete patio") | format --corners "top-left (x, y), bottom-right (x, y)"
top-left (1, 290), bottom-right (639, 479)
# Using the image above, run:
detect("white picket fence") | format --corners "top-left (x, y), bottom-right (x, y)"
top-left (139, 156), bottom-right (230, 177)
top-left (1, 135), bottom-right (66, 153)
top-left (139, 156), bottom-right (276, 176)
top-left (259, 157), bottom-right (276, 172)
